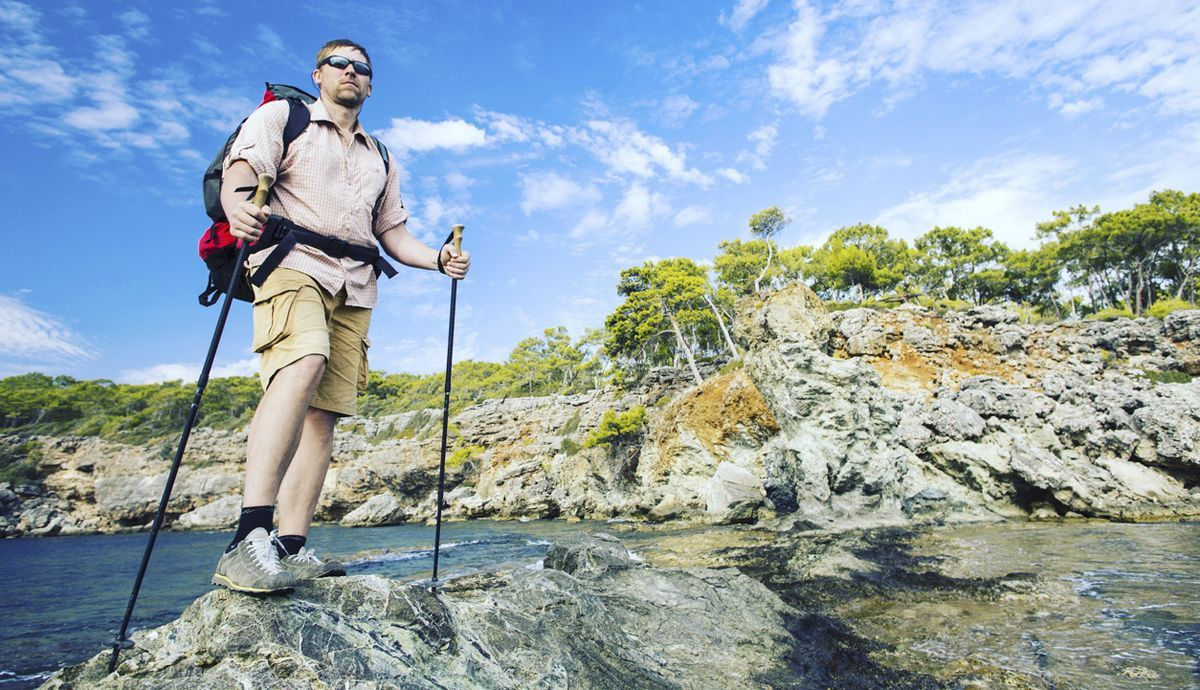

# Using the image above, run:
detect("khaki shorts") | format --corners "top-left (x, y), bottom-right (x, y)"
top-left (251, 267), bottom-right (371, 416)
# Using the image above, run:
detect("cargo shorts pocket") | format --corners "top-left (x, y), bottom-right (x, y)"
top-left (357, 336), bottom-right (371, 389)
top-left (251, 287), bottom-right (301, 354)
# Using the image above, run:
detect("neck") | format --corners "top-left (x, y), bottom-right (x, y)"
top-left (320, 94), bottom-right (362, 133)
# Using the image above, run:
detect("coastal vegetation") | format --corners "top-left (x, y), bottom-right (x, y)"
top-left (0, 189), bottom-right (1196, 451)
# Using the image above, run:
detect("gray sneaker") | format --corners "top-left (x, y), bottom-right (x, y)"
top-left (212, 527), bottom-right (297, 594)
top-left (271, 530), bottom-right (346, 579)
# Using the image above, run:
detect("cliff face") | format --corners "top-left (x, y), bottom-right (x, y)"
top-left (4, 296), bottom-right (1199, 537)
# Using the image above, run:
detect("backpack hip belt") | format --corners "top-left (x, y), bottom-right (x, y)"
top-left (249, 215), bottom-right (398, 289)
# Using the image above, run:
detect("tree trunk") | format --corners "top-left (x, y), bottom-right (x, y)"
top-left (753, 242), bottom-right (774, 294)
top-left (703, 293), bottom-right (740, 358)
top-left (666, 307), bottom-right (703, 384)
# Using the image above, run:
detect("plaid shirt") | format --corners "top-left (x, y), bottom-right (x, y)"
top-left (224, 99), bottom-right (408, 308)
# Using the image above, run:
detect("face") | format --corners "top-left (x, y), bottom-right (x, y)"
top-left (312, 46), bottom-right (372, 108)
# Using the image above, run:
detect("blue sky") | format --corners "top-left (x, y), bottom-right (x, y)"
top-left (3, 0), bottom-right (1199, 382)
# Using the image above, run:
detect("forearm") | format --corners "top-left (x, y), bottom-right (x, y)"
top-left (220, 160), bottom-right (258, 221)
top-left (378, 225), bottom-right (442, 271)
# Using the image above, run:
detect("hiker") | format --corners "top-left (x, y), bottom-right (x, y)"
top-left (212, 39), bottom-right (471, 594)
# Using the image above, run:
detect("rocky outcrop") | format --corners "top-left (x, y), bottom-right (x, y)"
top-left (4, 300), bottom-right (1199, 537)
top-left (45, 535), bottom-right (813, 689)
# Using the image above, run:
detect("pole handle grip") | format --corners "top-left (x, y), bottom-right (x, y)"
top-left (452, 224), bottom-right (464, 254)
top-left (252, 174), bottom-right (274, 208)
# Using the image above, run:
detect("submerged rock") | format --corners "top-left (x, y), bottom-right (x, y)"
top-left (44, 536), bottom-right (808, 689)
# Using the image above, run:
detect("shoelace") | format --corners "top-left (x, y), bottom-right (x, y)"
top-left (248, 533), bottom-right (284, 574)
top-left (288, 547), bottom-right (322, 564)
top-left (269, 530), bottom-right (322, 564)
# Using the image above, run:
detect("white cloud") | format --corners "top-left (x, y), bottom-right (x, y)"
top-left (568, 209), bottom-right (610, 240)
top-left (577, 119), bottom-right (713, 187)
top-left (117, 9), bottom-right (150, 39)
top-left (737, 123), bottom-right (777, 170)
top-left (445, 171), bottom-right (473, 190)
top-left (717, 167), bottom-right (747, 184)
top-left (119, 357), bottom-right (258, 384)
top-left (0, 295), bottom-right (93, 367)
top-left (766, 1), bottom-right (1200, 118)
top-left (723, 0), bottom-right (770, 32)
top-left (519, 171), bottom-right (601, 215)
top-left (613, 182), bottom-right (669, 227)
top-left (659, 94), bottom-right (699, 127)
top-left (872, 153), bottom-right (1077, 248)
top-left (254, 25), bottom-right (285, 56)
top-left (378, 117), bottom-right (488, 153)
top-left (373, 330), bottom-right (480, 375)
top-left (673, 205), bottom-right (710, 228)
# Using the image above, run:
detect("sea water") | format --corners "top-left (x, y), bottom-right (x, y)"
top-left (0, 520), bottom-right (605, 688)
top-left (1, 520), bottom-right (1198, 689)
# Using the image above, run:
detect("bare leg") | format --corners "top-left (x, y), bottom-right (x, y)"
top-left (276, 406), bottom-right (339, 537)
top-left (242, 354), bottom-right (327, 507)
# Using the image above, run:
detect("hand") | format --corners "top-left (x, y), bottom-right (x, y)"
top-left (440, 245), bottom-right (471, 280)
top-left (228, 201), bottom-right (271, 242)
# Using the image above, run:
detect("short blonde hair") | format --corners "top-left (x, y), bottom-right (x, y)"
top-left (315, 39), bottom-right (371, 69)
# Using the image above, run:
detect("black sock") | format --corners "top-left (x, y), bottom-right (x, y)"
top-left (275, 534), bottom-right (307, 558)
top-left (226, 505), bottom-right (274, 553)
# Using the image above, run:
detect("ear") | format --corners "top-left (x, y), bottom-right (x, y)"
top-left (366, 82), bottom-right (372, 98)
top-left (312, 67), bottom-right (321, 88)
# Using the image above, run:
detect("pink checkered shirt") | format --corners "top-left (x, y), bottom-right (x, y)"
top-left (223, 99), bottom-right (409, 308)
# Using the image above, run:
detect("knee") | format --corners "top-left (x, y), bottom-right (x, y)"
top-left (274, 354), bottom-right (327, 388)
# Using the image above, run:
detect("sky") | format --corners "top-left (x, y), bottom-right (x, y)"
top-left (2, 0), bottom-right (1199, 383)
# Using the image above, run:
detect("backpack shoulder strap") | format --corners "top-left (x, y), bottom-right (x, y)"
top-left (280, 99), bottom-right (311, 161)
top-left (369, 134), bottom-right (390, 175)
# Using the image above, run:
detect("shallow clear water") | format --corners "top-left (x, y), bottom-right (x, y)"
top-left (0, 520), bottom-right (609, 688)
top-left (842, 521), bottom-right (1200, 689)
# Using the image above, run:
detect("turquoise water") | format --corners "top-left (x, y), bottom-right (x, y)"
top-left (0, 520), bottom-right (606, 688)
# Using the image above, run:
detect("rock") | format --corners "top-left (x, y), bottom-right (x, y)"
top-left (544, 532), bottom-right (636, 577)
top-left (1163, 309), bottom-right (1200, 342)
top-left (340, 492), bottom-right (406, 527)
top-left (49, 536), bottom-right (800, 689)
top-left (952, 377), bottom-right (1054, 422)
top-left (927, 399), bottom-right (986, 440)
top-left (834, 308), bottom-right (889, 355)
top-left (699, 462), bottom-right (763, 519)
top-left (174, 495), bottom-right (240, 530)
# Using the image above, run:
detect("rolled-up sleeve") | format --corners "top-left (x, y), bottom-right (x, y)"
top-left (373, 154), bottom-right (410, 239)
top-left (223, 100), bottom-right (289, 179)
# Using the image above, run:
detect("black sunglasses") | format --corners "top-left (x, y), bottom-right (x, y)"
top-left (319, 55), bottom-right (372, 78)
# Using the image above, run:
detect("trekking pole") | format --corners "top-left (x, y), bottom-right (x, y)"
top-left (430, 223), bottom-right (464, 590)
top-left (107, 174), bottom-right (273, 673)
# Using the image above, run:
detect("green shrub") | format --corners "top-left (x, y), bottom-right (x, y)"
top-left (584, 405), bottom-right (647, 450)
top-left (1088, 306), bottom-right (1134, 321)
top-left (558, 412), bottom-right (581, 437)
top-left (717, 358), bottom-right (745, 376)
top-left (1147, 298), bottom-right (1197, 319)
top-left (447, 444), bottom-right (484, 469)
top-left (560, 438), bottom-right (581, 456)
top-left (1142, 370), bottom-right (1193, 384)
top-left (0, 440), bottom-right (44, 485)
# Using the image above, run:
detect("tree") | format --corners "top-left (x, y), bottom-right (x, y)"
top-left (604, 258), bottom-right (721, 385)
top-left (914, 226), bottom-right (1006, 302)
top-left (807, 224), bottom-right (911, 301)
top-left (748, 206), bottom-right (791, 293)
top-left (1002, 245), bottom-right (1063, 316)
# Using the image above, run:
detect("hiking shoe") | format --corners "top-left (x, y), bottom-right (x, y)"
top-left (212, 527), bottom-right (296, 595)
top-left (279, 544), bottom-right (347, 580)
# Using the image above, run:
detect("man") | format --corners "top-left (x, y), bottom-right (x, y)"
top-left (212, 39), bottom-right (470, 594)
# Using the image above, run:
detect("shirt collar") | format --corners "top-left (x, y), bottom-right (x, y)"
top-left (308, 99), bottom-right (369, 143)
